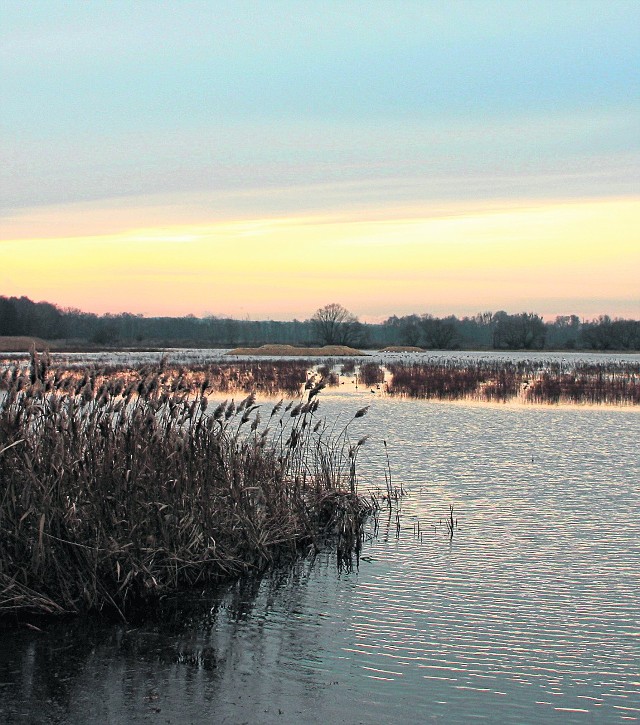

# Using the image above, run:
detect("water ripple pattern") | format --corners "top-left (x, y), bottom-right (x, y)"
top-left (1, 393), bottom-right (638, 724)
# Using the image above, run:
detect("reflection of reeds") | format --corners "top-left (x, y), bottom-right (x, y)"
top-left (0, 358), bottom-right (376, 619)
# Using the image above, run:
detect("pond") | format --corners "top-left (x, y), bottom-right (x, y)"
top-left (1, 366), bottom-right (639, 724)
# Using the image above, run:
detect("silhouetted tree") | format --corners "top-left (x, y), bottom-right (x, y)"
top-left (311, 303), bottom-right (362, 346)
top-left (582, 316), bottom-right (640, 350)
top-left (90, 321), bottom-right (119, 345)
top-left (398, 315), bottom-right (422, 346)
top-left (420, 314), bottom-right (458, 349)
top-left (2, 295), bottom-right (637, 351)
top-left (492, 312), bottom-right (546, 350)
top-left (0, 297), bottom-right (19, 335)
top-left (611, 319), bottom-right (640, 349)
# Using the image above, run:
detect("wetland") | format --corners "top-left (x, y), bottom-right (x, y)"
top-left (1, 349), bottom-right (639, 723)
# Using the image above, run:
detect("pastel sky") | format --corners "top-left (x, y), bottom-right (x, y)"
top-left (1, 0), bottom-right (638, 321)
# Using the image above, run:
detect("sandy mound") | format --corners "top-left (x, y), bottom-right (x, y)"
top-left (0, 336), bottom-right (50, 352)
top-left (379, 346), bottom-right (424, 352)
top-left (226, 344), bottom-right (367, 357)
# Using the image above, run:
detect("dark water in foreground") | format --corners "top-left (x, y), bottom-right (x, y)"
top-left (1, 393), bottom-right (639, 724)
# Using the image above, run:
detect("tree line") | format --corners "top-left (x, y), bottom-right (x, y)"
top-left (1, 296), bottom-right (639, 351)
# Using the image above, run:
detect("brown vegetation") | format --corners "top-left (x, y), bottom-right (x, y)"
top-left (385, 360), bottom-right (640, 405)
top-left (0, 352), bottom-right (376, 619)
top-left (0, 358), bottom-right (336, 398)
top-left (359, 362), bottom-right (385, 387)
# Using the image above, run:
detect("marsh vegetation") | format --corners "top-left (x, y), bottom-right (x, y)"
top-left (1, 349), bottom-right (637, 619)
top-left (385, 358), bottom-right (640, 405)
top-left (0, 352), bottom-right (375, 619)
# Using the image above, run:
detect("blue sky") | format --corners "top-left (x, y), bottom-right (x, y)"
top-left (1, 1), bottom-right (638, 319)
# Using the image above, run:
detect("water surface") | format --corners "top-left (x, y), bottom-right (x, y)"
top-left (1, 388), bottom-right (638, 724)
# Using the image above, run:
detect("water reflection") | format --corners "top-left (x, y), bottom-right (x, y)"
top-left (1, 397), bottom-right (639, 724)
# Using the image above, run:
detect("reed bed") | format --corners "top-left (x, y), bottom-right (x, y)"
top-left (340, 359), bottom-right (357, 375)
top-left (0, 357), bottom-right (342, 400)
top-left (385, 360), bottom-right (640, 405)
top-left (0, 353), bottom-right (376, 619)
top-left (386, 362), bottom-right (495, 401)
top-left (359, 362), bottom-right (385, 388)
top-left (525, 369), bottom-right (640, 405)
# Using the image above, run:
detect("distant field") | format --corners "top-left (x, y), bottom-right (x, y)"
top-left (0, 336), bottom-right (49, 352)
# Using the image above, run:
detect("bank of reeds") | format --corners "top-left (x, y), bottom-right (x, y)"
top-left (0, 355), bottom-right (376, 619)
top-left (385, 360), bottom-right (640, 405)
top-left (525, 367), bottom-right (640, 405)
top-left (386, 362), bottom-right (495, 401)
top-left (3, 355), bottom-right (637, 406)
top-left (0, 357), bottom-right (340, 400)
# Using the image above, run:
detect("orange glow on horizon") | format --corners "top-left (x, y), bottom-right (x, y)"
top-left (1, 196), bottom-right (638, 321)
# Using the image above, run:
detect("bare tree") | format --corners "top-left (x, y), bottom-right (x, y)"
top-left (310, 303), bottom-right (362, 346)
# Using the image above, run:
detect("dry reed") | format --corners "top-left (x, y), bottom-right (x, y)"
top-left (0, 351), bottom-right (376, 619)
top-left (385, 360), bottom-right (640, 405)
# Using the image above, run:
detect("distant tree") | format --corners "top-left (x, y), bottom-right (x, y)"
top-left (547, 314), bottom-right (582, 349)
top-left (553, 314), bottom-right (581, 329)
top-left (419, 314), bottom-right (458, 349)
top-left (474, 311), bottom-right (494, 326)
top-left (223, 318), bottom-right (240, 346)
top-left (492, 312), bottom-right (546, 350)
top-left (62, 306), bottom-right (99, 339)
top-left (0, 297), bottom-right (19, 335)
top-left (456, 314), bottom-right (493, 348)
top-left (32, 301), bottom-right (65, 338)
top-left (383, 315), bottom-right (401, 327)
top-left (582, 316), bottom-right (640, 350)
top-left (116, 312), bottom-right (144, 342)
top-left (611, 319), bottom-right (640, 349)
top-left (90, 322), bottom-right (119, 345)
top-left (311, 303), bottom-right (362, 346)
top-left (10, 296), bottom-right (38, 335)
top-left (399, 315), bottom-right (422, 346)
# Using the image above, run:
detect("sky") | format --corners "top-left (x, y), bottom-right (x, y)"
top-left (1, 0), bottom-right (638, 322)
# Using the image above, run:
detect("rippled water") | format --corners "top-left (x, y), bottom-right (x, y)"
top-left (1, 391), bottom-right (639, 724)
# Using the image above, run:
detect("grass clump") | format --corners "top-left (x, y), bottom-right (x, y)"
top-left (359, 362), bottom-right (385, 388)
top-left (0, 353), bottom-right (376, 619)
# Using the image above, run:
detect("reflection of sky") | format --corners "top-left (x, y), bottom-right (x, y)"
top-left (1, 1), bottom-right (638, 319)
top-left (1, 397), bottom-right (639, 723)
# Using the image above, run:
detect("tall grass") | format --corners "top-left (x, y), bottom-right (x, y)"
top-left (0, 353), bottom-right (375, 619)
